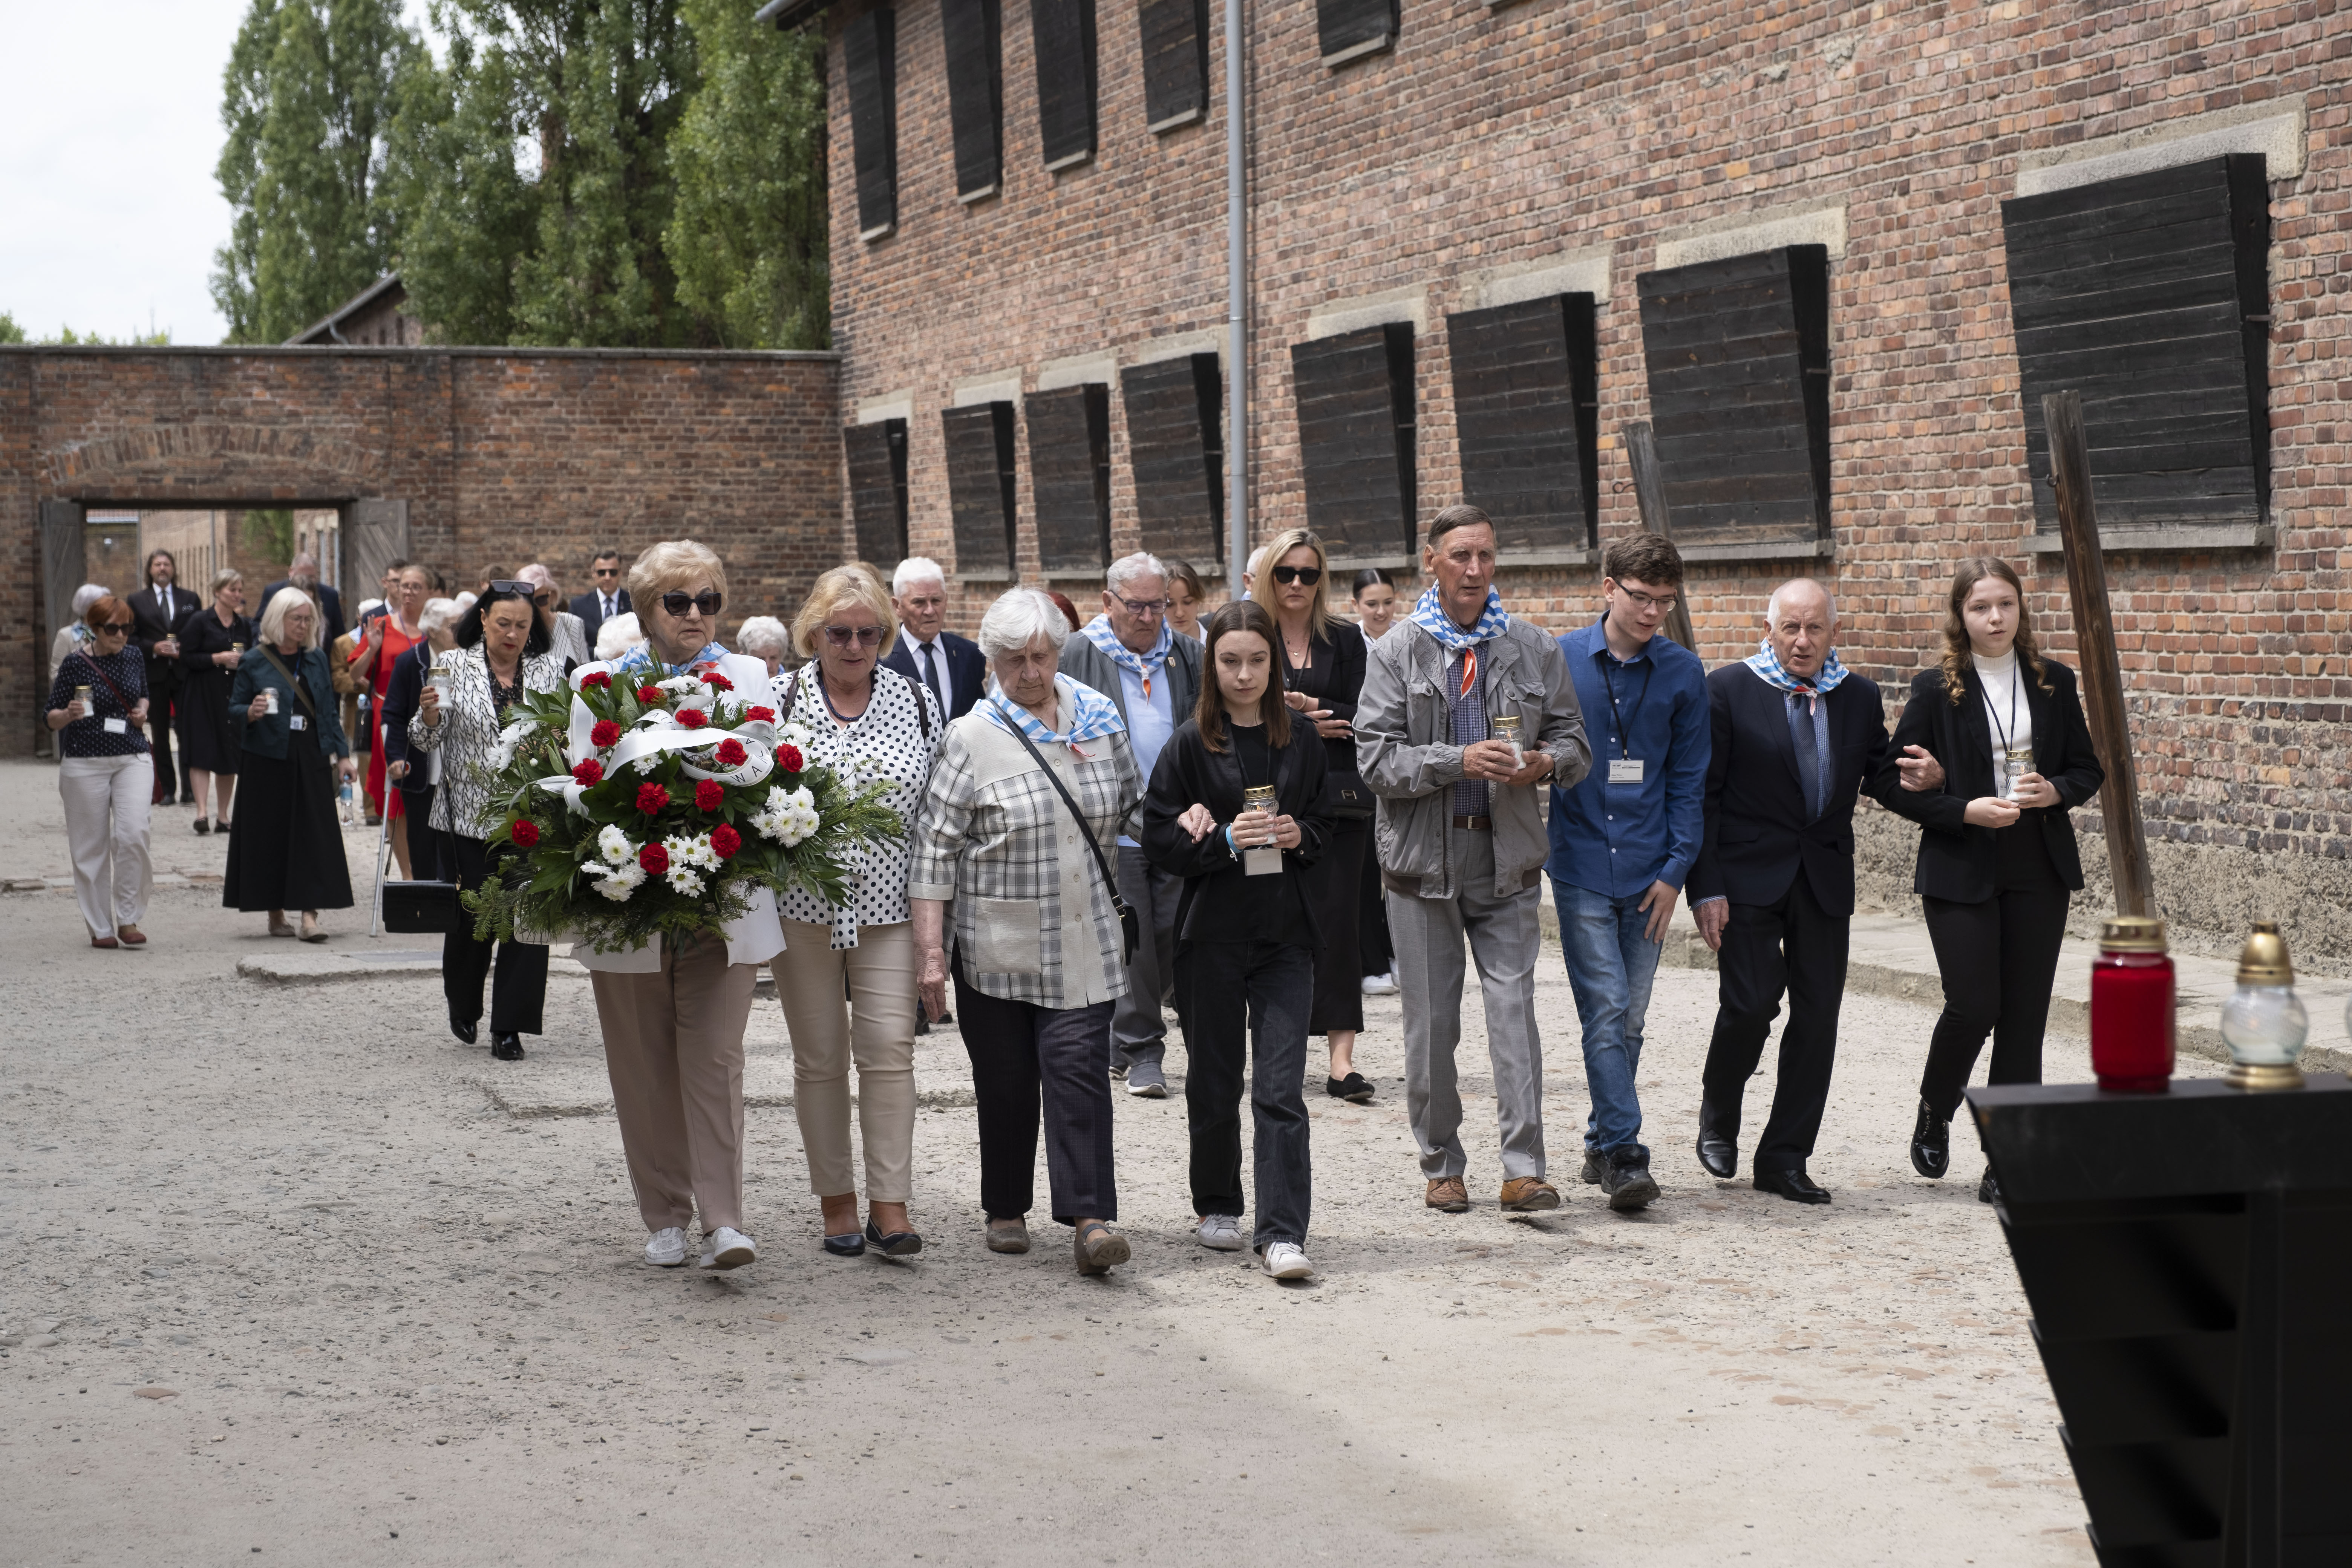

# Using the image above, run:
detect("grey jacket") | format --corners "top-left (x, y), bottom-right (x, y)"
top-left (1056, 626), bottom-right (1203, 735)
top-left (1358, 614), bottom-right (1591, 900)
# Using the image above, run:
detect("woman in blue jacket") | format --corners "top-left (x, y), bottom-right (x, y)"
top-left (224, 589), bottom-right (355, 942)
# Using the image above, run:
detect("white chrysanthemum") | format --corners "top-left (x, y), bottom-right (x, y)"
top-left (632, 753), bottom-right (661, 775)
top-left (662, 831), bottom-right (722, 871)
top-left (779, 721), bottom-right (814, 748)
top-left (487, 740), bottom-right (517, 772)
top-left (597, 824), bottom-right (634, 866)
top-left (657, 675), bottom-right (701, 695)
top-left (665, 865), bottom-right (706, 896)
top-left (590, 861), bottom-right (646, 902)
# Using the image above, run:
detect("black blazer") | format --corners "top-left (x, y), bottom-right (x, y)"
top-left (128, 584), bottom-right (197, 695)
top-left (1868, 660), bottom-right (2104, 901)
top-left (1279, 619), bottom-right (1368, 786)
top-left (882, 630), bottom-right (986, 721)
top-left (1687, 664), bottom-right (1890, 917)
top-left (379, 642), bottom-right (439, 810)
top-left (571, 587), bottom-right (632, 645)
top-left (1140, 717), bottom-right (1332, 948)
top-left (260, 580), bottom-right (347, 650)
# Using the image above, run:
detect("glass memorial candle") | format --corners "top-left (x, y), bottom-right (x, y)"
top-left (2090, 915), bottom-right (2173, 1093)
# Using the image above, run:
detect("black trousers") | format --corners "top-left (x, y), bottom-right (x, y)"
top-left (1306, 818), bottom-right (1367, 1035)
top-left (1700, 869), bottom-right (1849, 1173)
top-left (1357, 828), bottom-right (1392, 977)
top-left (443, 833), bottom-right (549, 1034)
top-left (400, 787), bottom-right (450, 883)
top-left (146, 699), bottom-right (181, 801)
top-left (952, 957), bottom-right (1117, 1226)
top-left (1173, 940), bottom-right (1313, 1248)
top-left (1918, 835), bottom-right (2071, 1119)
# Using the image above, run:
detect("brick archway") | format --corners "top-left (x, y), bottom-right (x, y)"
top-left (51, 421), bottom-right (386, 499)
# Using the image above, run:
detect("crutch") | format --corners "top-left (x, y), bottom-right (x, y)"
top-left (369, 794), bottom-right (392, 937)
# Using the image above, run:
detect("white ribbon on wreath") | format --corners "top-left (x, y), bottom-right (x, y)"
top-left (531, 703), bottom-right (784, 816)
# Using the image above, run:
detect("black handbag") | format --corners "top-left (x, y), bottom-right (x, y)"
top-left (1002, 722), bottom-right (1141, 966)
top-left (1324, 755), bottom-right (1375, 820)
top-left (381, 878), bottom-right (461, 934)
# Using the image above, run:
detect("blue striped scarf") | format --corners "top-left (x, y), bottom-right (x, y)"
top-left (1744, 638), bottom-right (1850, 712)
top-left (985, 673), bottom-right (1127, 747)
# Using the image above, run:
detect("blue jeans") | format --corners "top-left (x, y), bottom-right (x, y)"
top-left (1554, 882), bottom-right (1663, 1156)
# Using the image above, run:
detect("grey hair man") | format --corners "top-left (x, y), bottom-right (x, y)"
top-left (1057, 550), bottom-right (1205, 1096)
top-left (260, 552), bottom-right (348, 649)
top-left (882, 555), bottom-right (984, 723)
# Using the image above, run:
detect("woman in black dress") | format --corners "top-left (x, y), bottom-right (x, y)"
top-left (1252, 527), bottom-right (1374, 1102)
top-left (223, 588), bottom-right (355, 942)
top-left (178, 567), bottom-right (254, 835)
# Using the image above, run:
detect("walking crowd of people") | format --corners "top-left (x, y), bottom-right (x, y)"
top-left (49, 510), bottom-right (2101, 1283)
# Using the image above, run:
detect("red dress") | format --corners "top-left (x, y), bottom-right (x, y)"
top-left (359, 618), bottom-right (423, 819)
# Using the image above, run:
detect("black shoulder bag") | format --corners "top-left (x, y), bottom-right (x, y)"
top-left (1002, 723), bottom-right (1140, 966)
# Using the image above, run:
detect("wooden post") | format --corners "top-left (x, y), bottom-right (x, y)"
top-left (1621, 421), bottom-right (1699, 654)
top-left (2045, 390), bottom-right (2156, 917)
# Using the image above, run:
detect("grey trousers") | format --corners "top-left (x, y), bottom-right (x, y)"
top-left (1110, 843), bottom-right (1185, 1070)
top-left (1389, 829), bottom-right (1547, 1181)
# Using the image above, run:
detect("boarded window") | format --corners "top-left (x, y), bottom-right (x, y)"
top-left (843, 7), bottom-right (897, 240)
top-left (1446, 294), bottom-right (1599, 554)
top-left (1291, 323), bottom-right (1415, 561)
top-left (1032, 0), bottom-right (1097, 171)
top-left (940, 0), bottom-right (1002, 201)
top-left (1316, 0), bottom-right (1396, 67)
top-left (2001, 155), bottom-right (2271, 542)
top-left (942, 402), bottom-right (1019, 576)
top-left (1026, 384), bottom-right (1113, 574)
top-left (844, 419), bottom-right (910, 566)
top-left (1121, 353), bottom-right (1224, 563)
top-left (1636, 245), bottom-right (1831, 554)
top-left (1137, 0), bottom-right (1208, 132)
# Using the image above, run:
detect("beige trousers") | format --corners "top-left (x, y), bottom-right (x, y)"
top-left (60, 755), bottom-right (153, 938)
top-left (591, 933), bottom-right (759, 1234)
top-left (775, 919), bottom-right (919, 1202)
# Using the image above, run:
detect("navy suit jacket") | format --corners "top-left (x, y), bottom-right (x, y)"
top-left (882, 630), bottom-right (985, 721)
top-left (379, 642), bottom-right (438, 813)
top-left (260, 580), bottom-right (347, 650)
top-left (571, 588), bottom-right (632, 647)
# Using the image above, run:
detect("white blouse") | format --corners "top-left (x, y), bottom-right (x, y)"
top-left (1975, 649), bottom-right (2035, 799)
top-left (771, 660), bottom-right (942, 949)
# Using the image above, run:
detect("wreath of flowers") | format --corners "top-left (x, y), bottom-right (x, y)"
top-left (460, 665), bottom-right (903, 952)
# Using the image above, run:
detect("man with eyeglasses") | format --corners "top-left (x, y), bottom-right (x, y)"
top-left (1547, 533), bottom-right (1709, 1214)
top-left (570, 548), bottom-right (633, 646)
top-left (880, 557), bottom-right (985, 722)
top-left (1056, 551), bottom-right (1204, 1098)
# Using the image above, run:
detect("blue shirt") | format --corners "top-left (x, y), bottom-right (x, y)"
top-left (1546, 618), bottom-right (1709, 897)
top-left (1114, 662), bottom-right (1176, 849)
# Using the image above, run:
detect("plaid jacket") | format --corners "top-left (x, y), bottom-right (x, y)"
top-left (908, 677), bottom-right (1141, 1009)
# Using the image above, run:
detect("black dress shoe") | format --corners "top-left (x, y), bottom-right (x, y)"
top-left (1978, 1170), bottom-right (2000, 1205)
top-left (1696, 1101), bottom-right (1738, 1180)
top-left (490, 1032), bottom-right (525, 1061)
top-left (1911, 1097), bottom-right (1951, 1179)
top-left (1325, 1072), bottom-right (1375, 1104)
top-left (822, 1231), bottom-right (868, 1257)
top-left (863, 1219), bottom-right (923, 1257)
top-left (1755, 1166), bottom-right (1832, 1205)
top-left (449, 1009), bottom-right (478, 1046)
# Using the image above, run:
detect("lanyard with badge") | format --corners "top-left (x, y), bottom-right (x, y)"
top-left (1598, 649), bottom-right (1653, 786)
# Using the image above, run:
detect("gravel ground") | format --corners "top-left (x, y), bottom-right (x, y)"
top-left (0, 762), bottom-right (2150, 1566)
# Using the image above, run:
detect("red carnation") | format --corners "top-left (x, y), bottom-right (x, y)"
top-left (675, 707), bottom-right (709, 730)
top-left (579, 671), bottom-right (612, 689)
top-left (710, 824), bottom-right (742, 860)
top-left (744, 705), bottom-right (776, 723)
top-left (638, 842), bottom-right (669, 875)
top-left (702, 672), bottom-right (734, 692)
top-left (635, 782), bottom-right (672, 815)
top-left (589, 719), bottom-right (622, 749)
top-left (571, 759), bottom-right (605, 787)
top-left (715, 738), bottom-right (747, 767)
top-left (509, 819), bottom-right (541, 848)
top-left (776, 744), bottom-right (804, 774)
top-left (695, 778), bottom-right (725, 812)
top-left (637, 684), bottom-right (665, 704)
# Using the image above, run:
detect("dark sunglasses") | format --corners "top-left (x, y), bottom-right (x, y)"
top-left (1270, 565), bottom-right (1323, 586)
top-left (823, 625), bottom-right (885, 648)
top-left (659, 591), bottom-right (723, 618)
top-left (101, 621), bottom-right (135, 633)
top-left (485, 579), bottom-right (534, 597)
top-left (592, 565), bottom-right (622, 577)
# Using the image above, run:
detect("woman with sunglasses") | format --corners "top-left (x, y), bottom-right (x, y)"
top-left (1252, 527), bottom-right (1376, 1103)
top-left (768, 567), bottom-right (942, 1257)
top-left (179, 567), bottom-right (254, 835)
top-left (47, 595), bottom-right (157, 949)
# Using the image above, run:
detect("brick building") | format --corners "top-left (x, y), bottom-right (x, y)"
top-left (784, 0), bottom-right (2352, 961)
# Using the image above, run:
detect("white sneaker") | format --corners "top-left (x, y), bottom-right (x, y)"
top-left (699, 1227), bottom-right (756, 1270)
top-left (1360, 971), bottom-right (1399, 996)
top-left (1261, 1242), bottom-right (1315, 1280)
top-left (1195, 1214), bottom-right (1245, 1252)
top-left (644, 1227), bottom-right (688, 1267)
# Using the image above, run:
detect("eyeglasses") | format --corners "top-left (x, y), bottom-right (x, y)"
top-left (1615, 586), bottom-right (1679, 613)
top-left (1112, 595), bottom-right (1167, 617)
top-left (1270, 565), bottom-right (1323, 586)
top-left (823, 625), bottom-right (885, 648)
top-left (592, 565), bottom-right (622, 579)
top-left (658, 591), bottom-right (724, 618)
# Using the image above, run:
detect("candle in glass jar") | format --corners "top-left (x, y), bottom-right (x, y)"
top-left (2090, 915), bottom-right (2173, 1092)
top-left (1240, 784), bottom-right (1282, 876)
top-left (1491, 713), bottom-right (1524, 770)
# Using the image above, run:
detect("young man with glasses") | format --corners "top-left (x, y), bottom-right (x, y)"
top-left (1548, 533), bottom-right (1709, 1213)
top-left (881, 557), bottom-right (985, 723)
top-left (571, 549), bottom-right (633, 645)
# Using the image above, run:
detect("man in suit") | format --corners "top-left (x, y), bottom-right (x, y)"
top-left (880, 557), bottom-right (984, 722)
top-left (260, 553), bottom-right (348, 649)
top-left (1688, 578), bottom-right (1890, 1205)
top-left (571, 548), bottom-right (632, 645)
top-left (128, 549), bottom-right (197, 804)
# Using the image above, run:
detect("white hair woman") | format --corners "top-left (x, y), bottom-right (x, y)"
top-left (909, 588), bottom-right (1142, 1274)
top-left (224, 588), bottom-right (356, 942)
top-left (516, 563), bottom-right (591, 667)
top-left (179, 567), bottom-right (254, 835)
top-left (735, 614), bottom-right (791, 678)
top-left (50, 583), bottom-right (111, 682)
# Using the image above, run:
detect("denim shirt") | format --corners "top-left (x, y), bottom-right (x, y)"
top-left (1545, 619), bottom-right (1709, 897)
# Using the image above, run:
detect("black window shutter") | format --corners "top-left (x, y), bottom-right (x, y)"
top-left (942, 402), bottom-right (1019, 576)
top-left (1635, 245), bottom-right (1832, 550)
top-left (2001, 155), bottom-right (2271, 536)
top-left (1446, 294), bottom-right (1599, 553)
top-left (844, 419), bottom-right (910, 566)
top-left (1136, 0), bottom-right (1209, 132)
top-left (1290, 322), bottom-right (1416, 560)
top-left (1032, 0), bottom-right (1098, 170)
top-left (1315, 0), bottom-right (1396, 67)
top-left (1026, 385), bottom-right (1113, 574)
top-left (1121, 353), bottom-right (1224, 563)
top-left (843, 7), bottom-right (898, 239)
top-left (940, 0), bottom-right (1003, 201)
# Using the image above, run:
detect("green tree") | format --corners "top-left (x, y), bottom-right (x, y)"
top-left (0, 313), bottom-right (24, 345)
top-left (665, 0), bottom-right (828, 349)
top-left (383, 29), bottom-right (535, 344)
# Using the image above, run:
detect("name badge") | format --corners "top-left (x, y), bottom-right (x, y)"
top-left (1608, 758), bottom-right (1645, 786)
top-left (289, 714), bottom-right (309, 732)
top-left (102, 717), bottom-right (128, 735)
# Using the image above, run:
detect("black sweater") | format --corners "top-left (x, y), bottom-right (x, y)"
top-left (1140, 716), bottom-right (1332, 948)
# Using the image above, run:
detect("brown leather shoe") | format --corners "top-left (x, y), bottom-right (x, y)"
top-left (1499, 1177), bottom-right (1562, 1213)
top-left (1073, 1220), bottom-right (1130, 1276)
top-left (1424, 1176), bottom-right (1470, 1213)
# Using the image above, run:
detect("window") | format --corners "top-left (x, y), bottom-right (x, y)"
top-left (1136, 0), bottom-right (1209, 132)
top-left (1026, 384), bottom-right (1113, 574)
top-left (1031, 0), bottom-right (1097, 171)
top-left (2001, 155), bottom-right (2271, 545)
top-left (1446, 294), bottom-right (1599, 555)
top-left (1635, 244), bottom-right (1832, 557)
top-left (1315, 0), bottom-right (1395, 67)
top-left (844, 419), bottom-right (910, 565)
top-left (941, 402), bottom-right (1019, 577)
top-left (1120, 353), bottom-right (1225, 563)
top-left (940, 0), bottom-right (1003, 201)
top-left (842, 6), bottom-right (898, 240)
top-left (1290, 322), bottom-right (1415, 561)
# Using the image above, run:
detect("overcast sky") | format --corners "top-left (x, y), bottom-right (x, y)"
top-left (0, 1), bottom-right (432, 346)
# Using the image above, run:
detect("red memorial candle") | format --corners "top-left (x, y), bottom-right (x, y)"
top-left (2090, 915), bottom-right (2174, 1092)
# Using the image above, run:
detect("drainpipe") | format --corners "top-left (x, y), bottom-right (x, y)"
top-left (1225, 0), bottom-right (1247, 597)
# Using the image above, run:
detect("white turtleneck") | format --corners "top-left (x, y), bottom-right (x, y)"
top-left (1974, 647), bottom-right (2033, 799)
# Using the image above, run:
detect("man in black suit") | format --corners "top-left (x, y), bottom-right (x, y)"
top-left (571, 548), bottom-right (632, 647)
top-left (260, 553), bottom-right (348, 649)
top-left (128, 549), bottom-right (198, 804)
top-left (1687, 578), bottom-right (1890, 1205)
top-left (880, 556), bottom-right (984, 721)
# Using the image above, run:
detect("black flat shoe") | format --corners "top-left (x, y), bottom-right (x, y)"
top-left (1911, 1097), bottom-right (1951, 1179)
top-left (863, 1219), bottom-right (923, 1258)
top-left (1755, 1166), bottom-right (1832, 1205)
top-left (491, 1032), bottom-right (525, 1061)
top-left (215, 818), bottom-right (231, 834)
top-left (1696, 1101), bottom-right (1738, 1180)
top-left (823, 1231), bottom-right (868, 1257)
top-left (449, 1009), bottom-right (478, 1046)
top-left (1978, 1170), bottom-right (2000, 1205)
top-left (1325, 1072), bottom-right (1375, 1103)
top-left (193, 818), bottom-right (211, 836)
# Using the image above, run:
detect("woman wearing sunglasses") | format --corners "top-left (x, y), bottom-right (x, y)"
top-left (47, 596), bottom-right (157, 949)
top-left (769, 566), bottom-right (942, 1258)
top-left (1251, 527), bottom-right (1376, 1104)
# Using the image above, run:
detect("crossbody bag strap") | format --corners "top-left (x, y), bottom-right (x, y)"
top-left (67, 650), bottom-right (138, 715)
top-left (258, 646), bottom-right (317, 715)
top-left (888, 665), bottom-right (933, 740)
top-left (1003, 722), bottom-right (1127, 917)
